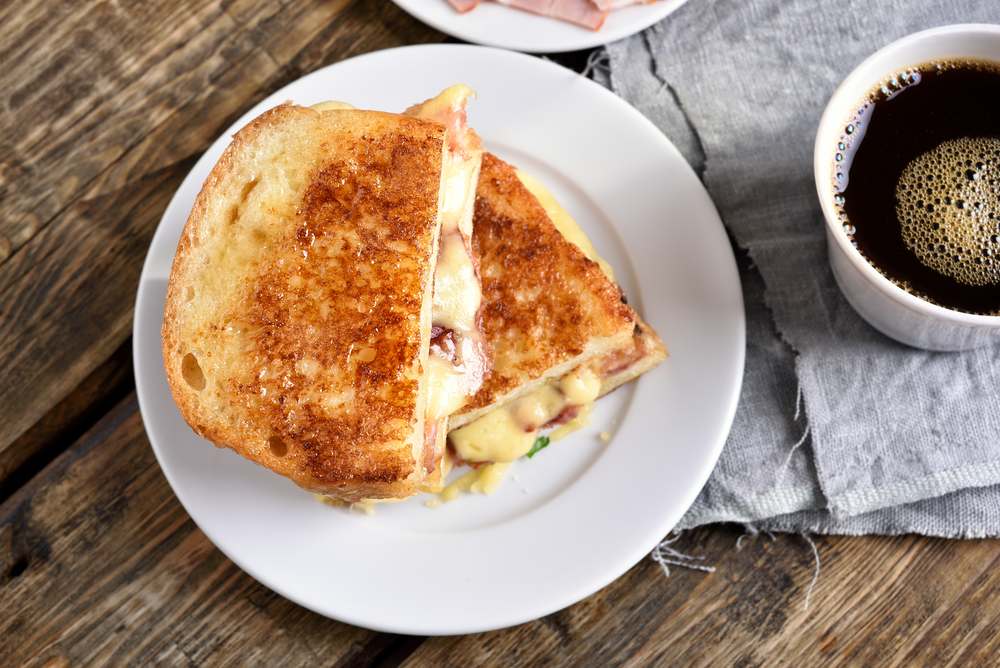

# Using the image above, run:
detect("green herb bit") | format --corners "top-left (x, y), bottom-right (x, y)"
top-left (526, 435), bottom-right (550, 459)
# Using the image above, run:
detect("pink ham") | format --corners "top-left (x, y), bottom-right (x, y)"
top-left (445, 0), bottom-right (481, 12)
top-left (493, 0), bottom-right (608, 30)
top-left (592, 0), bottom-right (653, 9)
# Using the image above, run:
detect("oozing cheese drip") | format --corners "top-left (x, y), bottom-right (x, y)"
top-left (425, 146), bottom-right (485, 419)
top-left (449, 366), bottom-right (602, 464)
top-left (436, 462), bottom-right (511, 503)
top-left (407, 85), bottom-right (488, 421)
top-left (310, 101), bottom-right (355, 111)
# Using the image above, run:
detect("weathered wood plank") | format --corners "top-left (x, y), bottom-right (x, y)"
top-left (398, 530), bottom-right (1000, 667)
top-left (0, 0), bottom-right (443, 270)
top-left (0, 0), bottom-right (445, 480)
top-left (8, 389), bottom-right (1000, 667)
top-left (0, 336), bottom-right (134, 502)
top-left (0, 393), bottom-right (395, 667)
top-left (0, 155), bottom-right (193, 474)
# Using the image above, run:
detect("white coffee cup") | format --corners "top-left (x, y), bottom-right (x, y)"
top-left (814, 24), bottom-right (1000, 351)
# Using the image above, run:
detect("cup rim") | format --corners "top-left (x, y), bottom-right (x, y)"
top-left (814, 23), bottom-right (1000, 326)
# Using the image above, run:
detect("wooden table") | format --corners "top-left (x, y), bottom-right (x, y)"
top-left (3, 1), bottom-right (1000, 665)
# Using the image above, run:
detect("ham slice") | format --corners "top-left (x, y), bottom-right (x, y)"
top-left (446, 0), bottom-right (663, 29)
top-left (592, 0), bottom-right (651, 9)
top-left (445, 0), bottom-right (481, 12)
top-left (493, 0), bottom-right (608, 30)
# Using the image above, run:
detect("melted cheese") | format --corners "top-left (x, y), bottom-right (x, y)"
top-left (551, 402), bottom-right (595, 441)
top-left (420, 86), bottom-right (482, 342)
top-left (433, 152), bottom-right (482, 333)
top-left (406, 83), bottom-right (476, 132)
top-left (515, 169), bottom-right (615, 281)
top-left (427, 352), bottom-right (469, 419)
top-left (450, 366), bottom-right (601, 464)
top-left (450, 405), bottom-right (537, 463)
top-left (310, 101), bottom-right (355, 111)
top-left (438, 462), bottom-right (511, 502)
top-left (407, 86), bottom-right (487, 420)
top-left (559, 366), bottom-right (601, 405)
top-left (510, 386), bottom-right (564, 431)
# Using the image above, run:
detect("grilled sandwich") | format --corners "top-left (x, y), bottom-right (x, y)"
top-left (446, 153), bottom-right (667, 471)
top-left (161, 87), bottom-right (485, 501)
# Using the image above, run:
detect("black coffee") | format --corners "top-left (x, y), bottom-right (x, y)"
top-left (834, 59), bottom-right (1000, 315)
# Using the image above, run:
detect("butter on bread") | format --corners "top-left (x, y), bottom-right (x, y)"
top-left (162, 102), bottom-right (461, 501)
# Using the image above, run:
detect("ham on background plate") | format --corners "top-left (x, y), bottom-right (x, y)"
top-left (445, 0), bottom-right (659, 30)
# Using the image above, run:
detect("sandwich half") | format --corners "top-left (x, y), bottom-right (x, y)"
top-left (447, 152), bottom-right (667, 468)
top-left (162, 88), bottom-right (485, 501)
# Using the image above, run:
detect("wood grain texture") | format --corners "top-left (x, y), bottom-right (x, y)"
top-left (0, 336), bottom-right (134, 503)
top-left (9, 1), bottom-right (1000, 666)
top-left (0, 393), bottom-right (393, 667)
top-left (4, 396), bottom-right (1000, 666)
top-left (0, 0), bottom-right (445, 476)
top-left (399, 530), bottom-right (1000, 667)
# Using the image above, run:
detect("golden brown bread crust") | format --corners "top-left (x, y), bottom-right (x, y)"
top-left (450, 153), bottom-right (645, 428)
top-left (162, 103), bottom-right (447, 500)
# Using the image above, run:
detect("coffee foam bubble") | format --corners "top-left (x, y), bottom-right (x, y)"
top-left (897, 137), bottom-right (1000, 286)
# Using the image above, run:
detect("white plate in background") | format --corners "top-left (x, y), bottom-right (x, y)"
top-left (392, 0), bottom-right (688, 53)
top-left (134, 44), bottom-right (743, 635)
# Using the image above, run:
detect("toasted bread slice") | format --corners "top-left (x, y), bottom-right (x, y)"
top-left (447, 153), bottom-right (667, 463)
top-left (162, 103), bottom-right (452, 501)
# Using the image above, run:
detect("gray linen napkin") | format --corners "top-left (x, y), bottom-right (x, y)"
top-left (603, 0), bottom-right (1000, 537)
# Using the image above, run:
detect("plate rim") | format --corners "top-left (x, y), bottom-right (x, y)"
top-left (390, 0), bottom-right (690, 53)
top-left (134, 43), bottom-right (744, 635)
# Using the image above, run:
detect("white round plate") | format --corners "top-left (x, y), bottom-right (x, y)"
top-left (392, 0), bottom-right (689, 53)
top-left (134, 44), bottom-right (744, 635)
